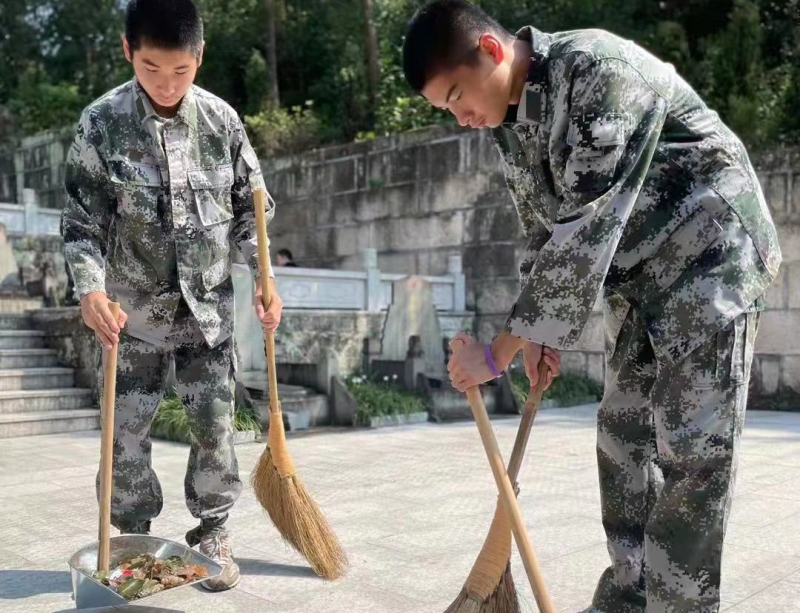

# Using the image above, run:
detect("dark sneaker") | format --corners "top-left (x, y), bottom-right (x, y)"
top-left (119, 521), bottom-right (151, 535)
top-left (186, 526), bottom-right (240, 591)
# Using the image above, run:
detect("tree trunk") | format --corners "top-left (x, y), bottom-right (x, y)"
top-left (264, 0), bottom-right (280, 104)
top-left (362, 0), bottom-right (380, 126)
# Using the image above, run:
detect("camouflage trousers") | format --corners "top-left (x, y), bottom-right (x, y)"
top-left (593, 297), bottom-right (759, 613)
top-left (97, 301), bottom-right (242, 535)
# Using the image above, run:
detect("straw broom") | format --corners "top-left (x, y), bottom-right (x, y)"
top-left (249, 188), bottom-right (348, 580)
top-left (450, 339), bottom-right (555, 613)
top-left (445, 356), bottom-right (553, 613)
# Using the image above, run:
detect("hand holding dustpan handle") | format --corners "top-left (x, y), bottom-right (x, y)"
top-left (450, 338), bottom-right (555, 613)
top-left (252, 188), bottom-right (281, 416)
top-left (98, 302), bottom-right (120, 573)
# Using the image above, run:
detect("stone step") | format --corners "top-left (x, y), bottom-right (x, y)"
top-left (0, 349), bottom-right (60, 369)
top-left (241, 373), bottom-right (313, 400)
top-left (0, 330), bottom-right (46, 350)
top-left (0, 314), bottom-right (33, 330)
top-left (0, 388), bottom-right (95, 415)
top-left (255, 394), bottom-right (330, 432)
top-left (0, 408), bottom-right (100, 438)
top-left (0, 367), bottom-right (75, 391)
top-left (0, 296), bottom-right (43, 313)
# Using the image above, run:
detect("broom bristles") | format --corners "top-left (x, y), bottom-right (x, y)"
top-left (251, 445), bottom-right (348, 580)
top-left (444, 562), bottom-right (520, 613)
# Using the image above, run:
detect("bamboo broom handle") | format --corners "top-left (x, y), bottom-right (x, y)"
top-left (98, 301), bottom-right (120, 573)
top-left (506, 360), bottom-right (549, 486)
top-left (452, 340), bottom-right (555, 613)
top-left (253, 189), bottom-right (280, 416)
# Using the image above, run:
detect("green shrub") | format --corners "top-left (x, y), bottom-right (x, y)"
top-left (344, 373), bottom-right (426, 426)
top-left (509, 368), bottom-right (603, 408)
top-left (244, 101), bottom-right (323, 158)
top-left (150, 391), bottom-right (261, 444)
top-left (233, 401), bottom-right (262, 434)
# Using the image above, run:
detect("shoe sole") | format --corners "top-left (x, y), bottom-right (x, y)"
top-left (199, 574), bottom-right (241, 592)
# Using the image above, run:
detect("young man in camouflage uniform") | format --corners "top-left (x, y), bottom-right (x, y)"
top-left (61, 0), bottom-right (283, 591)
top-left (404, 2), bottom-right (781, 612)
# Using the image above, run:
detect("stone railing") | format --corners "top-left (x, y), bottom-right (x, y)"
top-left (232, 248), bottom-right (472, 375)
top-left (0, 190), bottom-right (62, 237)
top-left (238, 247), bottom-right (467, 313)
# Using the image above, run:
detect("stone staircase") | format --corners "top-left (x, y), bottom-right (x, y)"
top-left (240, 371), bottom-right (330, 431)
top-left (0, 311), bottom-right (98, 438)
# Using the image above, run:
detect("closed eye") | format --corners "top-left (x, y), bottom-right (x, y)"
top-left (440, 92), bottom-right (462, 111)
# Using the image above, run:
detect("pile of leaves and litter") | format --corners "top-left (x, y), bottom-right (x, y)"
top-left (91, 553), bottom-right (209, 600)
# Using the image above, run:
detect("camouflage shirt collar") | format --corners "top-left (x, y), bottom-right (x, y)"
top-left (133, 79), bottom-right (157, 123)
top-left (503, 26), bottom-right (550, 126)
top-left (132, 78), bottom-right (198, 129)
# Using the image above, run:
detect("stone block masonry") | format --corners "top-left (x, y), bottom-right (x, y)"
top-left (263, 131), bottom-right (800, 409)
top-left (2, 126), bottom-right (798, 409)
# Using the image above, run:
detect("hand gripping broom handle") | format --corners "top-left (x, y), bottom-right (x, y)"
top-left (452, 340), bottom-right (555, 613)
top-left (98, 302), bottom-right (120, 573)
top-left (253, 189), bottom-right (280, 416)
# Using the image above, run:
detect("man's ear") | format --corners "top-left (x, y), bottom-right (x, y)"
top-left (478, 33), bottom-right (504, 64)
top-left (121, 34), bottom-right (132, 63)
top-left (197, 40), bottom-right (205, 68)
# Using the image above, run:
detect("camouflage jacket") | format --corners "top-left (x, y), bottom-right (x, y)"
top-left (492, 27), bottom-right (781, 363)
top-left (62, 79), bottom-right (274, 348)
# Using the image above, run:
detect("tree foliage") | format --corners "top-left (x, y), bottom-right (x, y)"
top-left (0, 0), bottom-right (797, 151)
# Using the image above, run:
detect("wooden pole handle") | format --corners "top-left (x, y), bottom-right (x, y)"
top-left (506, 359), bottom-right (549, 486)
top-left (98, 301), bottom-right (120, 573)
top-left (253, 189), bottom-right (280, 416)
top-left (452, 339), bottom-right (555, 613)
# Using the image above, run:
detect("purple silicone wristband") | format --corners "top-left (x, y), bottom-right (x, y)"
top-left (484, 343), bottom-right (502, 378)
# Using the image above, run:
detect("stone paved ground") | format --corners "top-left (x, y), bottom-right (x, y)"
top-left (1, 404), bottom-right (799, 613)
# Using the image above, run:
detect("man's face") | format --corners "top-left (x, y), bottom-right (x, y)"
top-left (123, 36), bottom-right (203, 113)
top-left (276, 254), bottom-right (289, 266)
top-left (421, 35), bottom-right (512, 130)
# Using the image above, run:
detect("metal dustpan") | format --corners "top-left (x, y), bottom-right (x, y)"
top-left (68, 535), bottom-right (222, 610)
top-left (68, 305), bottom-right (220, 610)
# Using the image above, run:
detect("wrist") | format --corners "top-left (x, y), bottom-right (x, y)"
top-left (80, 290), bottom-right (107, 305)
top-left (490, 332), bottom-right (525, 372)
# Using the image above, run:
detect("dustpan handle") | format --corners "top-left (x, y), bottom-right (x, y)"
top-left (98, 302), bottom-right (120, 573)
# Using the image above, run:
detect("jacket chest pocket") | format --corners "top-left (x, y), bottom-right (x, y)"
top-left (109, 160), bottom-right (163, 224)
top-left (188, 165), bottom-right (234, 228)
top-left (502, 128), bottom-right (557, 232)
top-left (565, 113), bottom-right (628, 194)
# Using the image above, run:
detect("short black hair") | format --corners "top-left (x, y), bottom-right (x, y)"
top-left (403, 0), bottom-right (511, 93)
top-left (125, 0), bottom-right (204, 57)
top-left (278, 248), bottom-right (294, 260)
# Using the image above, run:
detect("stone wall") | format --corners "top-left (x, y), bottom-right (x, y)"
top-left (0, 128), bottom-right (73, 208)
top-left (11, 234), bottom-right (71, 304)
top-left (261, 129), bottom-right (799, 410)
top-left (261, 126), bottom-right (523, 337)
top-left (5, 126), bottom-right (799, 408)
top-left (748, 151), bottom-right (800, 409)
